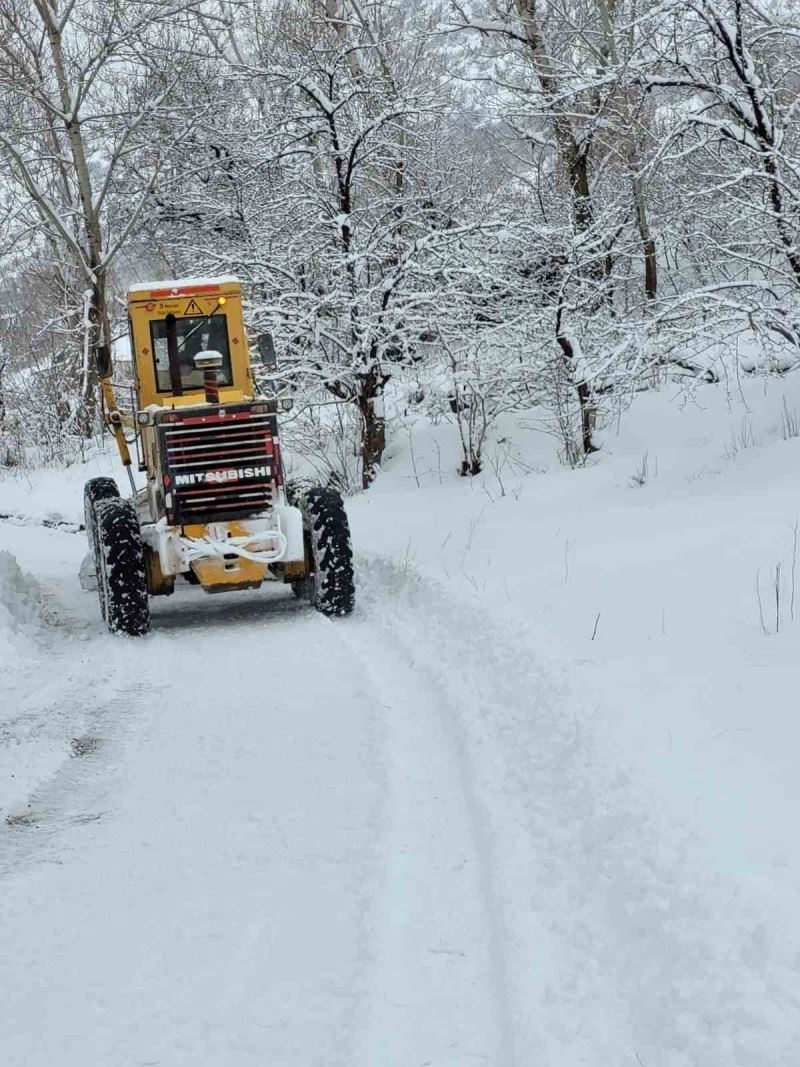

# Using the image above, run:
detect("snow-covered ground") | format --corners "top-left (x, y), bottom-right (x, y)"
top-left (2, 374), bottom-right (800, 1064)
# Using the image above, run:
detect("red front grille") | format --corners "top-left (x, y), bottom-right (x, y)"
top-left (157, 405), bottom-right (280, 523)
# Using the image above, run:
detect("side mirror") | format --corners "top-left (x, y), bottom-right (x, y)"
top-left (95, 344), bottom-right (112, 379)
top-left (278, 396), bottom-right (294, 413)
top-left (257, 333), bottom-right (277, 370)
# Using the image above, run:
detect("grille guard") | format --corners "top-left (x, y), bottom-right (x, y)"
top-left (156, 403), bottom-right (281, 525)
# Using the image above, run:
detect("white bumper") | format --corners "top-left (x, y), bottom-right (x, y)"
top-left (141, 505), bottom-right (305, 576)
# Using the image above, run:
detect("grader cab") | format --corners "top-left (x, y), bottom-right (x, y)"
top-left (83, 277), bottom-right (354, 635)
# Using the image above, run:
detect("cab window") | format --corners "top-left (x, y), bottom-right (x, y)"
top-left (150, 314), bottom-right (233, 393)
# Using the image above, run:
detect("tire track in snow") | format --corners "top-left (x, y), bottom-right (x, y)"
top-left (353, 554), bottom-right (800, 1066)
top-left (1, 642), bottom-right (167, 874)
top-left (335, 606), bottom-right (518, 1066)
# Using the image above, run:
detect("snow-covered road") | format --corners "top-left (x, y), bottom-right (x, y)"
top-left (2, 524), bottom-right (522, 1066)
top-left (2, 518), bottom-right (799, 1065)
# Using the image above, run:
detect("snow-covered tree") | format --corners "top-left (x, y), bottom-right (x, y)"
top-left (644, 0), bottom-right (800, 355)
top-left (0, 0), bottom-right (209, 433)
top-left (145, 0), bottom-right (505, 486)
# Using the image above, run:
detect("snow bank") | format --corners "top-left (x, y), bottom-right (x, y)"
top-left (0, 527), bottom-right (101, 829)
top-left (0, 550), bottom-right (66, 823)
top-left (0, 550), bottom-right (44, 655)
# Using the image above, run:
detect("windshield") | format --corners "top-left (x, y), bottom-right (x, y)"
top-left (150, 314), bottom-right (233, 393)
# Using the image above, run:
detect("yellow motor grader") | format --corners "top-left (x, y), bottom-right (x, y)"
top-left (83, 276), bottom-right (354, 635)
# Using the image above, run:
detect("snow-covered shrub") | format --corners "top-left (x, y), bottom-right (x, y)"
top-left (2, 361), bottom-right (95, 468)
top-left (281, 393), bottom-right (364, 495)
top-left (440, 329), bottom-right (540, 476)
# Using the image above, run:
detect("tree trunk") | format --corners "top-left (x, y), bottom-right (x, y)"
top-left (78, 277), bottom-right (111, 436)
top-left (556, 308), bottom-right (598, 455)
top-left (557, 336), bottom-right (598, 454)
top-left (763, 151), bottom-right (800, 288)
top-left (515, 0), bottom-right (603, 453)
top-left (358, 383), bottom-right (386, 489)
top-left (39, 0), bottom-right (111, 434)
top-left (595, 0), bottom-right (657, 300)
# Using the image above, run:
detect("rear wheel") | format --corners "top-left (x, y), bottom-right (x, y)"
top-left (299, 488), bottom-right (355, 617)
top-left (96, 498), bottom-right (150, 635)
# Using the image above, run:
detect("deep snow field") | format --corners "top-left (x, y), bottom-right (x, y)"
top-left (2, 370), bottom-right (800, 1065)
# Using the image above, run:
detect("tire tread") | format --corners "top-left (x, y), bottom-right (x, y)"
top-left (302, 487), bottom-right (355, 616)
top-left (96, 498), bottom-right (150, 635)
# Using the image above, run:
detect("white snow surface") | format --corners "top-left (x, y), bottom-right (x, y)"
top-left (128, 275), bottom-right (240, 293)
top-left (2, 374), bottom-right (800, 1064)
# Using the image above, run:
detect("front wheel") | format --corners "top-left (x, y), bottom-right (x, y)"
top-left (83, 477), bottom-right (120, 612)
top-left (83, 477), bottom-right (119, 541)
top-left (299, 488), bottom-right (355, 617)
top-left (96, 498), bottom-right (150, 635)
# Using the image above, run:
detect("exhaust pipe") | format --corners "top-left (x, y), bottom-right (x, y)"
top-left (194, 350), bottom-right (224, 404)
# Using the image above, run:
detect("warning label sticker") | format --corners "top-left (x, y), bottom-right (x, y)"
top-left (184, 299), bottom-right (205, 315)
